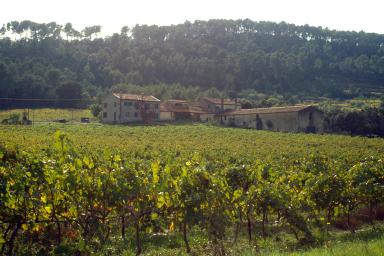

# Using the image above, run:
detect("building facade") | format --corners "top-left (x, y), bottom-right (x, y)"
top-left (101, 94), bottom-right (324, 134)
top-left (160, 100), bottom-right (194, 121)
top-left (160, 100), bottom-right (215, 122)
top-left (221, 105), bottom-right (324, 133)
top-left (101, 93), bottom-right (160, 123)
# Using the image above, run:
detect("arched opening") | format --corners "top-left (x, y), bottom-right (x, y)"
top-left (256, 114), bottom-right (263, 130)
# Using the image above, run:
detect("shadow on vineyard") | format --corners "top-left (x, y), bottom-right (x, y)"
top-left (0, 128), bottom-right (383, 255)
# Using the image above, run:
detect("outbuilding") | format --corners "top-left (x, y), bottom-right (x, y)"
top-left (221, 105), bottom-right (324, 133)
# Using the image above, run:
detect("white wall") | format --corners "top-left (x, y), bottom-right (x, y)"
top-left (160, 111), bottom-right (173, 121)
top-left (101, 95), bottom-right (119, 123)
top-left (222, 109), bottom-right (324, 133)
top-left (101, 95), bottom-right (160, 123)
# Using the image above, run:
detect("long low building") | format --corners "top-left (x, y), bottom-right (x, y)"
top-left (221, 105), bottom-right (324, 133)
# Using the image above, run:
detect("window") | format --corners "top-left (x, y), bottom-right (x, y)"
top-left (224, 115), bottom-right (227, 120)
top-left (125, 112), bottom-right (130, 117)
top-left (103, 112), bottom-right (107, 118)
top-left (154, 103), bottom-right (159, 109)
top-left (124, 101), bottom-right (128, 106)
top-left (135, 102), bottom-right (139, 109)
top-left (134, 112), bottom-right (138, 118)
top-left (114, 102), bottom-right (117, 107)
top-left (103, 103), bottom-right (107, 108)
top-left (113, 112), bottom-right (116, 121)
top-left (144, 103), bottom-right (149, 109)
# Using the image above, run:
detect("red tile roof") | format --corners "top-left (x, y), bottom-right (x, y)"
top-left (225, 105), bottom-right (319, 115)
top-left (113, 93), bottom-right (160, 102)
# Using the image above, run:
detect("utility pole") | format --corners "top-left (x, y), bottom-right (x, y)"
top-left (141, 93), bottom-right (146, 123)
top-left (119, 92), bottom-right (122, 124)
top-left (220, 98), bottom-right (224, 124)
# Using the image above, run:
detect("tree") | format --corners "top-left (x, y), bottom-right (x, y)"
top-left (45, 68), bottom-right (62, 87)
top-left (55, 81), bottom-right (83, 107)
top-left (83, 25), bottom-right (101, 39)
top-left (0, 24), bottom-right (6, 36)
top-left (90, 103), bottom-right (102, 117)
top-left (15, 74), bottom-right (47, 99)
top-left (17, 20), bottom-right (32, 39)
top-left (64, 22), bottom-right (73, 40)
top-left (120, 26), bottom-right (129, 37)
top-left (56, 81), bottom-right (82, 99)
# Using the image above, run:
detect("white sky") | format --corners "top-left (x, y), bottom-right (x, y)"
top-left (1, 0), bottom-right (384, 35)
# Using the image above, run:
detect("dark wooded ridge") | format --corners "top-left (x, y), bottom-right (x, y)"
top-left (0, 19), bottom-right (384, 108)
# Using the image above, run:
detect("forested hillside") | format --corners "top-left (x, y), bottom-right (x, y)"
top-left (1, 19), bottom-right (384, 108)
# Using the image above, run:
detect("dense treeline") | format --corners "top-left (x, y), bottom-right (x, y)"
top-left (325, 107), bottom-right (384, 136)
top-left (1, 19), bottom-right (384, 108)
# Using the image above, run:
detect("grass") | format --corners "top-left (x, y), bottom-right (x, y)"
top-left (238, 226), bottom-right (384, 256)
top-left (285, 230), bottom-right (384, 256)
top-left (89, 225), bottom-right (384, 256)
top-left (319, 98), bottom-right (382, 112)
top-left (0, 108), bottom-right (96, 122)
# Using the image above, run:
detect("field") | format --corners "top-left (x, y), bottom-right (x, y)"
top-left (1, 122), bottom-right (383, 160)
top-left (0, 122), bottom-right (384, 255)
top-left (0, 108), bottom-right (96, 123)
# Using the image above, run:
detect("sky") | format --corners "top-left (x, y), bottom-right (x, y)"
top-left (1, 0), bottom-right (384, 35)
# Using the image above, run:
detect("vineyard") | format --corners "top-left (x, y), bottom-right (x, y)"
top-left (0, 123), bottom-right (384, 255)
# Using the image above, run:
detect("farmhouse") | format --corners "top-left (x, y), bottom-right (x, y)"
top-left (101, 93), bottom-right (324, 134)
top-left (101, 93), bottom-right (160, 123)
top-left (221, 105), bottom-right (324, 133)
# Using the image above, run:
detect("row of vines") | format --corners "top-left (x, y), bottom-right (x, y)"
top-left (1, 131), bottom-right (384, 255)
